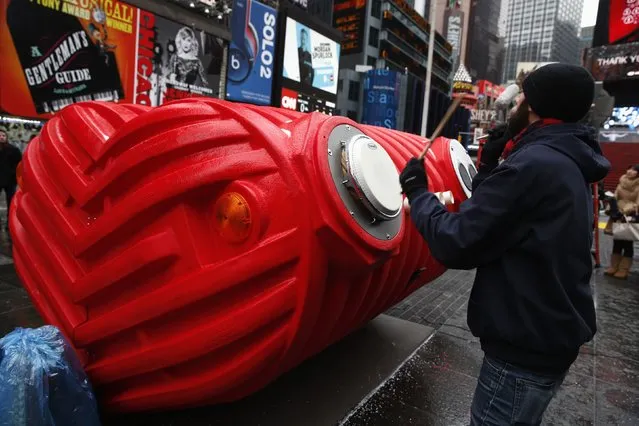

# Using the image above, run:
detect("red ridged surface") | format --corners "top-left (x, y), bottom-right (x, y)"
top-left (10, 99), bottom-right (469, 412)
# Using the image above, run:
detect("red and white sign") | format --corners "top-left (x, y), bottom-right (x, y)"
top-left (281, 88), bottom-right (298, 111)
top-left (476, 80), bottom-right (504, 99)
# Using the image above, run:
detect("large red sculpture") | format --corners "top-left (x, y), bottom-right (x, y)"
top-left (9, 99), bottom-right (476, 412)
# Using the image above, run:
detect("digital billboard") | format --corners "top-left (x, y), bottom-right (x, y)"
top-left (609, 0), bottom-right (639, 44)
top-left (333, 0), bottom-right (366, 55)
top-left (280, 87), bottom-right (336, 114)
top-left (604, 106), bottom-right (639, 130)
top-left (135, 12), bottom-right (224, 107)
top-left (282, 17), bottom-right (340, 95)
top-left (280, 16), bottom-right (340, 115)
top-left (361, 69), bottom-right (401, 130)
top-left (226, 0), bottom-right (278, 105)
top-left (585, 42), bottom-right (639, 81)
top-left (0, 0), bottom-right (224, 118)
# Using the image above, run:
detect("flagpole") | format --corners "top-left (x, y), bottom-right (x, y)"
top-left (420, 0), bottom-right (437, 137)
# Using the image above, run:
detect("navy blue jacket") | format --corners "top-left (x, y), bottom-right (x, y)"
top-left (409, 123), bottom-right (610, 373)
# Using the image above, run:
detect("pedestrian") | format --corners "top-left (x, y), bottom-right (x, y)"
top-left (0, 128), bottom-right (22, 232)
top-left (604, 165), bottom-right (639, 279)
top-left (399, 64), bottom-right (610, 425)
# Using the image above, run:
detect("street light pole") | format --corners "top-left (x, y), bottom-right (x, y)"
top-left (420, 0), bottom-right (437, 137)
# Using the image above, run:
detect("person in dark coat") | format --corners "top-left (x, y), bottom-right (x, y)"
top-left (298, 28), bottom-right (314, 86)
top-left (0, 129), bottom-right (22, 231)
top-left (399, 64), bottom-right (610, 425)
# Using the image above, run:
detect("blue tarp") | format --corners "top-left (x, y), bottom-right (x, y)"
top-left (0, 326), bottom-right (101, 426)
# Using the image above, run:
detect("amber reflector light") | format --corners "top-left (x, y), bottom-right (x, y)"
top-left (214, 192), bottom-right (252, 243)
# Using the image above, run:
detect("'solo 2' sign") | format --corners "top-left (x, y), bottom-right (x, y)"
top-left (361, 69), bottom-right (401, 130)
top-left (226, 0), bottom-right (277, 106)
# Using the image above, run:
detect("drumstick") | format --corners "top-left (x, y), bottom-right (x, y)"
top-left (417, 95), bottom-right (464, 160)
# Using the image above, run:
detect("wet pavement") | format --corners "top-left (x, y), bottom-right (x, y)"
top-left (347, 235), bottom-right (639, 425)
top-left (0, 225), bottom-right (638, 425)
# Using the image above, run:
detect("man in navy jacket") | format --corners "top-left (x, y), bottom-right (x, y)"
top-left (399, 64), bottom-right (610, 425)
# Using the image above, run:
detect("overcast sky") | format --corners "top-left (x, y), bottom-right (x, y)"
top-left (581, 0), bottom-right (599, 27)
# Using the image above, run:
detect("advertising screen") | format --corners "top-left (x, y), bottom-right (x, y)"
top-left (280, 87), bottom-right (335, 114)
top-left (135, 12), bottom-right (224, 106)
top-left (2, 0), bottom-right (135, 115)
top-left (361, 69), bottom-right (401, 130)
top-left (0, 0), bottom-right (224, 118)
top-left (226, 0), bottom-right (278, 105)
top-left (604, 106), bottom-right (639, 130)
top-left (585, 42), bottom-right (639, 81)
top-left (281, 17), bottom-right (340, 96)
top-left (333, 0), bottom-right (366, 55)
top-left (609, 0), bottom-right (639, 44)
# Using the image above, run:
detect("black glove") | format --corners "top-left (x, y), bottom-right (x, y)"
top-left (480, 124), bottom-right (511, 169)
top-left (400, 158), bottom-right (428, 199)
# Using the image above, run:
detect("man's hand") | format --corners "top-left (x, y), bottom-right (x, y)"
top-left (480, 124), bottom-right (511, 169)
top-left (400, 158), bottom-right (428, 200)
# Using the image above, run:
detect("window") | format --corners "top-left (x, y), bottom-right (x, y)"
top-left (348, 81), bottom-right (360, 102)
top-left (372, 0), bottom-right (381, 19)
top-left (369, 27), bottom-right (379, 48)
top-left (367, 56), bottom-right (377, 67)
top-left (347, 110), bottom-right (358, 121)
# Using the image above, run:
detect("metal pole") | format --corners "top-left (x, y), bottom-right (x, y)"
top-left (420, 0), bottom-right (437, 137)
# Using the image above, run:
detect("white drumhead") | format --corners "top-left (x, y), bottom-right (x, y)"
top-left (449, 139), bottom-right (476, 199)
top-left (346, 135), bottom-right (402, 219)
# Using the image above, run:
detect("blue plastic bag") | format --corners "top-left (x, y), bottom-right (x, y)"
top-left (0, 326), bottom-right (101, 426)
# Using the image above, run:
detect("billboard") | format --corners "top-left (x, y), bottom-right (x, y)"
top-left (444, 8), bottom-right (464, 67)
top-left (226, 0), bottom-right (278, 106)
top-left (135, 12), bottom-right (224, 106)
top-left (280, 87), bottom-right (336, 114)
top-left (361, 69), bottom-right (401, 130)
top-left (2, 0), bottom-right (136, 115)
top-left (609, 0), bottom-right (639, 44)
top-left (0, 0), bottom-right (224, 118)
top-left (281, 17), bottom-right (340, 95)
top-left (476, 80), bottom-right (504, 99)
top-left (333, 0), bottom-right (366, 55)
top-left (585, 42), bottom-right (639, 81)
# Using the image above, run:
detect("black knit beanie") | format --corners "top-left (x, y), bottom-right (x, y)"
top-left (522, 63), bottom-right (595, 123)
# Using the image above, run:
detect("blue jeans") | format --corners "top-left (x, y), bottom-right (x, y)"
top-left (470, 356), bottom-right (566, 425)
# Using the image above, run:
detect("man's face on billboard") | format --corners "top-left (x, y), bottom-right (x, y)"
top-left (300, 30), bottom-right (308, 48)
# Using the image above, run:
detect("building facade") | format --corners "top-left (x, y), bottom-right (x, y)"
top-left (415, 0), bottom-right (503, 83)
top-left (305, 0), bottom-right (334, 23)
top-left (579, 25), bottom-right (594, 58)
top-left (465, 0), bottom-right (503, 82)
top-left (502, 0), bottom-right (584, 83)
top-left (335, 0), bottom-right (454, 129)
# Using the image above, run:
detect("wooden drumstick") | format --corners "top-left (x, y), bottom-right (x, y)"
top-left (417, 95), bottom-right (465, 161)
